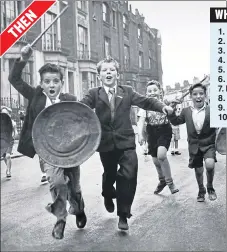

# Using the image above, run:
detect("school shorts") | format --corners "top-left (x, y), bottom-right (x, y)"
top-left (2, 138), bottom-right (14, 158)
top-left (146, 123), bottom-right (172, 157)
top-left (188, 147), bottom-right (217, 169)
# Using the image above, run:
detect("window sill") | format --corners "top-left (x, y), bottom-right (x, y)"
top-left (78, 8), bottom-right (87, 17)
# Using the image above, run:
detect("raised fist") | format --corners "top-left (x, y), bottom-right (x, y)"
top-left (21, 44), bottom-right (33, 61)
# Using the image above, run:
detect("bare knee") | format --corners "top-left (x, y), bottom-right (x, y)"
top-left (195, 167), bottom-right (204, 175)
top-left (205, 158), bottom-right (215, 171)
top-left (157, 147), bottom-right (167, 162)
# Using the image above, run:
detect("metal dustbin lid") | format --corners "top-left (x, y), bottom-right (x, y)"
top-left (32, 101), bottom-right (101, 168)
top-left (215, 128), bottom-right (226, 155)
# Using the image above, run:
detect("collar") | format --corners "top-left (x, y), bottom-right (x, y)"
top-left (103, 85), bottom-right (117, 95)
top-left (190, 103), bottom-right (206, 112)
top-left (42, 91), bottom-right (61, 102)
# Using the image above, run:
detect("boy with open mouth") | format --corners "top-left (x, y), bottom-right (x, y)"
top-left (81, 56), bottom-right (174, 231)
top-left (8, 44), bottom-right (87, 240)
top-left (168, 83), bottom-right (217, 202)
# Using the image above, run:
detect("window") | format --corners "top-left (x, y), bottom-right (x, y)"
top-left (1, 1), bottom-right (21, 31)
top-left (82, 72), bottom-right (89, 95)
top-left (43, 12), bottom-right (57, 51)
top-left (104, 37), bottom-right (111, 57)
top-left (102, 3), bottom-right (110, 23)
top-left (149, 58), bottom-right (152, 69)
top-left (22, 63), bottom-right (33, 86)
top-left (77, 1), bottom-right (86, 12)
top-left (90, 73), bottom-right (96, 88)
top-left (112, 10), bottom-right (116, 28)
top-left (78, 25), bottom-right (88, 58)
top-left (149, 49), bottom-right (152, 58)
top-left (124, 45), bottom-right (130, 69)
top-left (149, 50), bottom-right (152, 69)
top-left (138, 25), bottom-right (142, 39)
top-left (139, 52), bottom-right (143, 68)
top-left (123, 15), bottom-right (128, 33)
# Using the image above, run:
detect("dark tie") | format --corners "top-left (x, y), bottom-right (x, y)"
top-left (109, 88), bottom-right (115, 122)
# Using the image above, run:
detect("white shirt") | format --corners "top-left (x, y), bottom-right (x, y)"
top-left (190, 104), bottom-right (206, 134)
top-left (43, 91), bottom-right (61, 108)
top-left (103, 85), bottom-right (117, 101)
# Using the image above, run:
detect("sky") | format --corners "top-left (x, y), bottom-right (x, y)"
top-left (130, 1), bottom-right (225, 87)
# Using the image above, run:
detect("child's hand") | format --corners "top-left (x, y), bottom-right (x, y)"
top-left (162, 105), bottom-right (174, 115)
top-left (169, 98), bottom-right (182, 107)
top-left (138, 134), bottom-right (145, 145)
top-left (21, 44), bottom-right (33, 61)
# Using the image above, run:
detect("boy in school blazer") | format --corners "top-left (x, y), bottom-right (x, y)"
top-left (8, 45), bottom-right (87, 240)
top-left (80, 56), bottom-right (174, 230)
top-left (168, 83), bottom-right (217, 202)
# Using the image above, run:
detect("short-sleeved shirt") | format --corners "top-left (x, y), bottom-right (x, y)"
top-left (137, 108), bottom-right (169, 126)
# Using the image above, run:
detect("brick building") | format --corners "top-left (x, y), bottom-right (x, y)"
top-left (1, 0), bottom-right (162, 113)
top-left (89, 1), bottom-right (162, 94)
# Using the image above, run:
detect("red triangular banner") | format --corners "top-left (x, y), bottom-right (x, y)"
top-left (0, 0), bottom-right (56, 57)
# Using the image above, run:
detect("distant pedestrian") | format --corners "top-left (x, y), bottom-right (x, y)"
top-left (171, 105), bottom-right (181, 155)
top-left (1, 106), bottom-right (17, 178)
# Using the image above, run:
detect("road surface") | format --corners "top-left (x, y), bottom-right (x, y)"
top-left (1, 126), bottom-right (226, 251)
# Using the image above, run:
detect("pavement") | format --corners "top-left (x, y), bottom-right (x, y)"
top-left (1, 125), bottom-right (227, 251)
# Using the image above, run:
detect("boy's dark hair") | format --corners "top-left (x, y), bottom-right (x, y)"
top-left (146, 80), bottom-right (164, 98)
top-left (189, 83), bottom-right (206, 95)
top-left (38, 63), bottom-right (63, 81)
top-left (96, 56), bottom-right (120, 74)
top-left (146, 80), bottom-right (161, 90)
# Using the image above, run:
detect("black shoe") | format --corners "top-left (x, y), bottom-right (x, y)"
top-left (6, 173), bottom-right (11, 178)
top-left (171, 151), bottom-right (175, 155)
top-left (154, 181), bottom-right (167, 194)
top-left (104, 198), bottom-right (115, 213)
top-left (76, 211), bottom-right (87, 229)
top-left (168, 183), bottom-right (179, 194)
top-left (207, 188), bottom-right (217, 201)
top-left (52, 220), bottom-right (66, 239)
top-left (41, 175), bottom-right (48, 183)
top-left (174, 151), bottom-right (181, 155)
top-left (118, 216), bottom-right (129, 230)
top-left (197, 188), bottom-right (206, 202)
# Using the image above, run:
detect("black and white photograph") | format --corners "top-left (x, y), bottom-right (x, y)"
top-left (1, 0), bottom-right (227, 251)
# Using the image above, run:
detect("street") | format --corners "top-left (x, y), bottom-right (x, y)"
top-left (1, 126), bottom-right (227, 251)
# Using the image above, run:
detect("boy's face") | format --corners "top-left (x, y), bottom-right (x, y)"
top-left (146, 84), bottom-right (160, 99)
top-left (40, 72), bottom-right (63, 99)
top-left (98, 62), bottom-right (119, 87)
top-left (190, 87), bottom-right (206, 108)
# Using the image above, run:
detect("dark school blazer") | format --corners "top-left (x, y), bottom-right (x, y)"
top-left (80, 85), bottom-right (165, 152)
top-left (168, 106), bottom-right (216, 155)
top-left (8, 58), bottom-right (76, 158)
